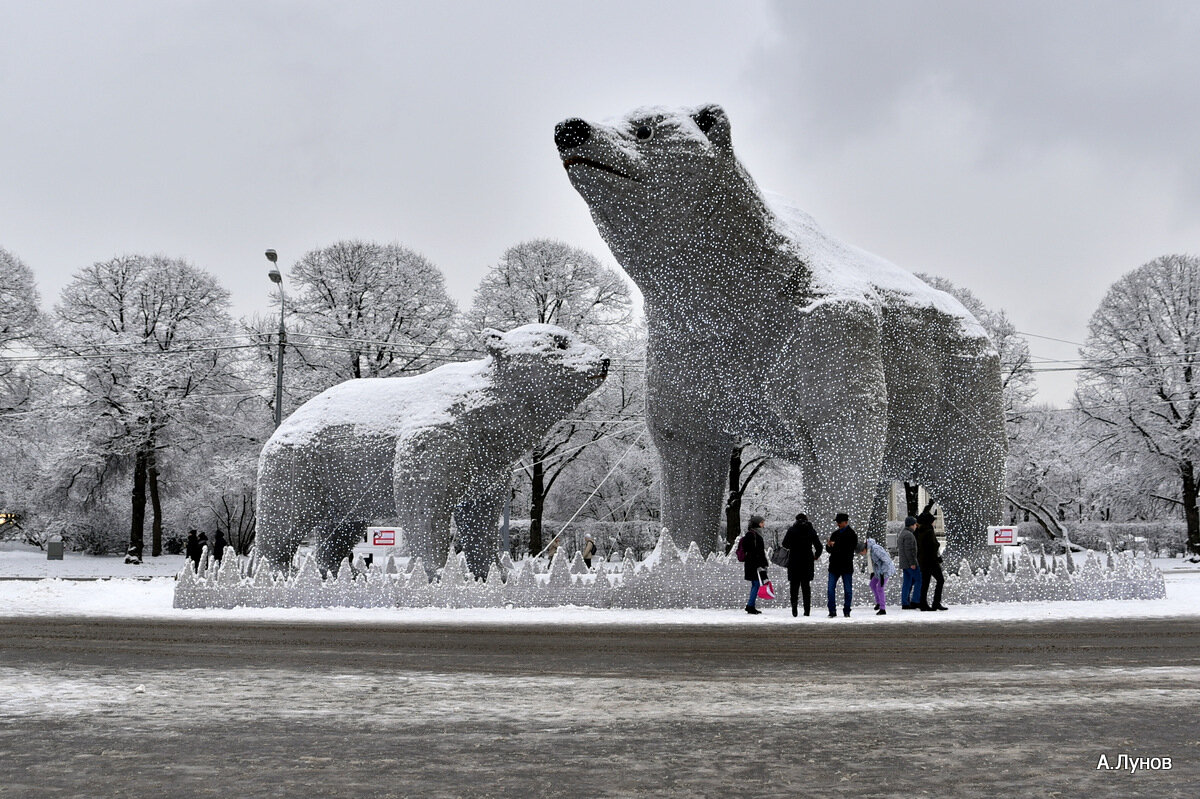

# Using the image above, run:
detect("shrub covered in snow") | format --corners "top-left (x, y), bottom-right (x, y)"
top-left (174, 531), bottom-right (1165, 611)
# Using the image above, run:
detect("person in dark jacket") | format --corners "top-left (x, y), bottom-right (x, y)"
top-left (897, 516), bottom-right (922, 609)
top-left (185, 530), bottom-right (202, 571)
top-left (780, 513), bottom-right (823, 617)
top-left (916, 510), bottom-right (948, 611)
top-left (825, 513), bottom-right (858, 617)
top-left (742, 516), bottom-right (770, 615)
top-left (582, 534), bottom-right (597, 568)
top-left (212, 530), bottom-right (227, 563)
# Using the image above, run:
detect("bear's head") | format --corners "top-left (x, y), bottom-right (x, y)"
top-left (555, 104), bottom-right (771, 288)
top-left (480, 323), bottom-right (609, 414)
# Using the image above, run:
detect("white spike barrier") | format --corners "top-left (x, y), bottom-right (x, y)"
top-left (174, 532), bottom-right (1165, 611)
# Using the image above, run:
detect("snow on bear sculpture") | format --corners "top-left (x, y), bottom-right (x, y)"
top-left (256, 324), bottom-right (608, 578)
top-left (555, 104), bottom-right (1006, 563)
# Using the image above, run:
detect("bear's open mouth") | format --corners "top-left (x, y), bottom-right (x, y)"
top-left (562, 157), bottom-right (636, 181)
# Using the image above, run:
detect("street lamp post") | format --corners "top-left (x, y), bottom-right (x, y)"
top-left (266, 249), bottom-right (286, 429)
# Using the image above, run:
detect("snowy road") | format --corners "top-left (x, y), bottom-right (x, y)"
top-left (1, 617), bottom-right (1197, 797)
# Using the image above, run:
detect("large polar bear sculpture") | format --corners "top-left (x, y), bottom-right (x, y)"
top-left (256, 324), bottom-right (608, 578)
top-left (555, 104), bottom-right (1005, 562)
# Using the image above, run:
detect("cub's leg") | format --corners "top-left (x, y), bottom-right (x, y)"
top-left (453, 474), bottom-right (508, 580)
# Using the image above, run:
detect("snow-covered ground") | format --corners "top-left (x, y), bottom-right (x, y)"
top-left (2, 541), bottom-right (1198, 625)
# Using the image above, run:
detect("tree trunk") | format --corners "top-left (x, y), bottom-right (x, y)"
top-left (724, 446), bottom-right (743, 552)
top-left (529, 454), bottom-right (545, 555)
top-left (129, 449), bottom-right (147, 559)
top-left (1180, 460), bottom-right (1200, 556)
top-left (148, 444), bottom-right (163, 557)
top-left (904, 482), bottom-right (921, 518)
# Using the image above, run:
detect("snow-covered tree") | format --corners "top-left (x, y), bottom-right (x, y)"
top-left (40, 254), bottom-right (240, 558)
top-left (282, 239), bottom-right (460, 392)
top-left (0, 247), bottom-right (42, 541)
top-left (468, 239), bottom-right (636, 554)
top-left (1075, 254), bottom-right (1200, 557)
top-left (0, 247), bottom-right (40, 410)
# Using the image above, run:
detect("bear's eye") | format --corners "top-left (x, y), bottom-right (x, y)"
top-left (634, 124), bottom-right (654, 141)
top-left (694, 108), bottom-right (717, 134)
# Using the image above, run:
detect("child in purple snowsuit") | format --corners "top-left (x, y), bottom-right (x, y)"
top-left (859, 538), bottom-right (896, 615)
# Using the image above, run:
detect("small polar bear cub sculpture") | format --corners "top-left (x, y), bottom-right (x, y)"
top-left (256, 324), bottom-right (608, 579)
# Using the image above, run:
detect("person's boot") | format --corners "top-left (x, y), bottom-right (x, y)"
top-left (919, 604), bottom-right (933, 611)
top-left (843, 608), bottom-right (851, 617)
top-left (934, 603), bottom-right (949, 611)
top-left (876, 608), bottom-right (886, 615)
top-left (828, 610), bottom-right (837, 618)
top-left (792, 605), bottom-right (798, 617)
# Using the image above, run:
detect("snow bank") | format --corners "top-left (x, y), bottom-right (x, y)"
top-left (174, 532), bottom-right (1166, 611)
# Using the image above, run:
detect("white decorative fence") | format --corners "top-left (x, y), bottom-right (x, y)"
top-left (173, 532), bottom-right (1166, 610)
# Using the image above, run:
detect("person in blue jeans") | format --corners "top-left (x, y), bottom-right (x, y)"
top-left (896, 516), bottom-right (922, 609)
top-left (825, 513), bottom-right (858, 617)
top-left (742, 516), bottom-right (769, 614)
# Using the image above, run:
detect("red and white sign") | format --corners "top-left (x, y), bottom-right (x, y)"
top-left (370, 528), bottom-right (396, 546)
top-left (987, 526), bottom-right (1018, 546)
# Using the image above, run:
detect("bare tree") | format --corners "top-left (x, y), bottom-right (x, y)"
top-left (1076, 253), bottom-right (1200, 557)
top-left (288, 240), bottom-right (460, 379)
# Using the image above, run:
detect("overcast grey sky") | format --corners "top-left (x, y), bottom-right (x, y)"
top-left (2, 0), bottom-right (1197, 405)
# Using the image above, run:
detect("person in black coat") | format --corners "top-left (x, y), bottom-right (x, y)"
top-left (212, 530), bottom-right (227, 563)
top-left (742, 516), bottom-right (770, 615)
top-left (184, 530), bottom-right (202, 571)
top-left (825, 513), bottom-right (858, 617)
top-left (916, 509), bottom-right (948, 611)
top-left (780, 513), bottom-right (823, 617)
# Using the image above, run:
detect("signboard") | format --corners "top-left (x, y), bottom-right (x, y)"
top-left (368, 527), bottom-right (398, 547)
top-left (987, 525), bottom-right (1018, 546)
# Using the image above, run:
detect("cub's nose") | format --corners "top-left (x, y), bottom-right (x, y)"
top-left (555, 118), bottom-right (592, 150)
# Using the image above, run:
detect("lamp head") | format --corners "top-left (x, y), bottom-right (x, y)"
top-left (268, 269), bottom-right (282, 284)
top-left (265, 249), bottom-right (278, 264)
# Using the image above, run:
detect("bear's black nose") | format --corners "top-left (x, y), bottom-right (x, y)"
top-left (555, 118), bottom-right (591, 150)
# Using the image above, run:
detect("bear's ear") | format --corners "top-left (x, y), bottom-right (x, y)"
top-left (693, 104), bottom-right (731, 150)
top-left (481, 328), bottom-right (506, 358)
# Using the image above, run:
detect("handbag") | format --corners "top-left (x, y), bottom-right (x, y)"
top-left (769, 545), bottom-right (790, 568)
top-left (757, 570), bottom-right (776, 600)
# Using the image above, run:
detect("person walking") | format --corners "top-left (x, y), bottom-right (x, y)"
top-left (781, 512), bottom-right (823, 617)
top-left (742, 515), bottom-right (770, 615)
top-left (212, 530), bottom-right (227, 563)
top-left (916, 509), bottom-right (948, 611)
top-left (859, 537), bottom-right (896, 615)
top-left (825, 513), bottom-right (858, 617)
top-left (897, 516), bottom-right (922, 609)
top-left (582, 534), bottom-right (597, 569)
top-left (185, 530), bottom-right (202, 571)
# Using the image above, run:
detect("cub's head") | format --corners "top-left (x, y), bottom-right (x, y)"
top-left (480, 324), bottom-right (608, 411)
top-left (555, 104), bottom-right (763, 271)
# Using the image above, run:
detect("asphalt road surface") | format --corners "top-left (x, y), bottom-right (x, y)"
top-left (2, 616), bottom-right (1197, 798)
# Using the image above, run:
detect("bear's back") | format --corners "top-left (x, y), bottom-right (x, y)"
top-left (265, 360), bottom-right (496, 452)
top-left (764, 192), bottom-right (988, 344)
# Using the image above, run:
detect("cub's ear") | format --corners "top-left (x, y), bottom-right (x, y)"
top-left (481, 328), bottom-right (506, 357)
top-left (693, 104), bottom-right (731, 150)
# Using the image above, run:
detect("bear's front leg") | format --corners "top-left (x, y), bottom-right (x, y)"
top-left (394, 437), bottom-right (462, 580)
top-left (650, 421), bottom-right (733, 557)
top-left (788, 302), bottom-right (889, 537)
top-left (453, 475), bottom-right (508, 580)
